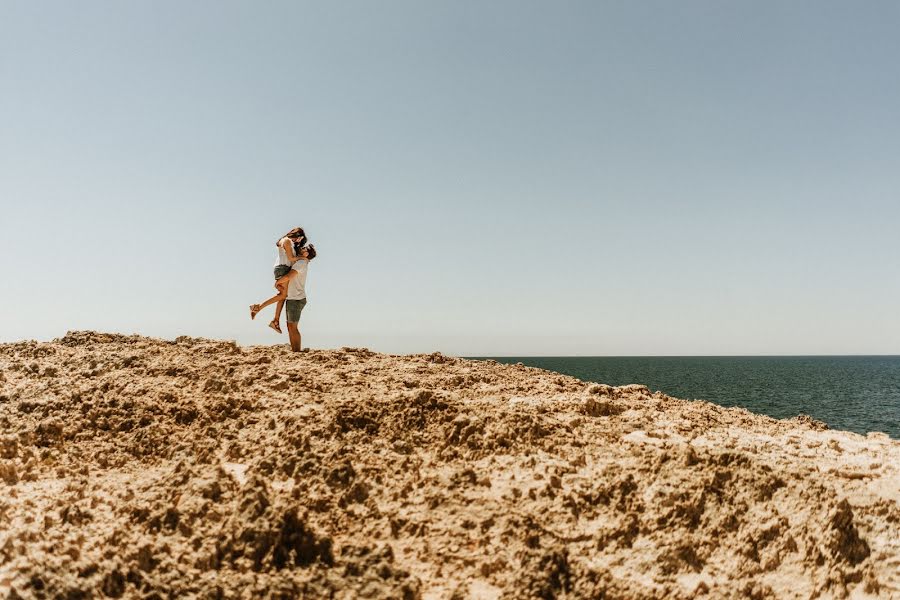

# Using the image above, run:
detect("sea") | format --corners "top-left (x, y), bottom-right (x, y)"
top-left (475, 356), bottom-right (900, 439)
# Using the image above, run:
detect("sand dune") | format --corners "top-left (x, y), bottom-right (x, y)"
top-left (1, 332), bottom-right (898, 599)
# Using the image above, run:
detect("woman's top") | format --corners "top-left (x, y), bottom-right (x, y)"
top-left (275, 238), bottom-right (294, 267)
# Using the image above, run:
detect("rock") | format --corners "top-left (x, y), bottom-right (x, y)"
top-left (0, 461), bottom-right (18, 484)
top-left (581, 397), bottom-right (623, 417)
top-left (0, 332), bottom-right (897, 599)
top-left (827, 499), bottom-right (870, 565)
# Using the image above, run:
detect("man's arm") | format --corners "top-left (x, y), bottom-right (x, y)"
top-left (275, 268), bottom-right (298, 290)
top-left (277, 258), bottom-right (308, 290)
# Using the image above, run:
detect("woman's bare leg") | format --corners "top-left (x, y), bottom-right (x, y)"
top-left (269, 285), bottom-right (286, 333)
top-left (273, 298), bottom-right (286, 326)
top-left (254, 288), bottom-right (285, 313)
top-left (269, 275), bottom-right (294, 333)
top-left (253, 285), bottom-right (287, 330)
top-left (251, 271), bottom-right (297, 332)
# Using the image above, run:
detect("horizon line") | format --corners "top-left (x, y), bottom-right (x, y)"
top-left (467, 354), bottom-right (900, 358)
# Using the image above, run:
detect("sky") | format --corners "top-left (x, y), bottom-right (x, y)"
top-left (1, 1), bottom-right (899, 355)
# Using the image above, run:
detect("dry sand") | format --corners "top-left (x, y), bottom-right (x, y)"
top-left (1, 331), bottom-right (898, 599)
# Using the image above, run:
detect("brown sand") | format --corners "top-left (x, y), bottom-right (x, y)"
top-left (1, 331), bottom-right (898, 599)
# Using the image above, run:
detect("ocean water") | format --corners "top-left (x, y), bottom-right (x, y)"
top-left (477, 356), bottom-right (900, 439)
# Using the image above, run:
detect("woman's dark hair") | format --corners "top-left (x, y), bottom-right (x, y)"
top-left (277, 227), bottom-right (306, 246)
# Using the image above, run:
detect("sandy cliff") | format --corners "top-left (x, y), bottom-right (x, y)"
top-left (1, 332), bottom-right (898, 599)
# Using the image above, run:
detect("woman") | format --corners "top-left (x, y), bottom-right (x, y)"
top-left (249, 227), bottom-right (307, 333)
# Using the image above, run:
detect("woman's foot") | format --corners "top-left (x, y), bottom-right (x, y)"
top-left (268, 319), bottom-right (282, 334)
top-left (250, 304), bottom-right (261, 320)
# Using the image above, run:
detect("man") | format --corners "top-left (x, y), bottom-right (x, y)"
top-left (276, 244), bottom-right (316, 352)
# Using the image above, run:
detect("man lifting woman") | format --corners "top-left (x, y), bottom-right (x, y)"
top-left (250, 227), bottom-right (317, 352)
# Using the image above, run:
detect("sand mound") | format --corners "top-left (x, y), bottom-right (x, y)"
top-left (1, 332), bottom-right (898, 599)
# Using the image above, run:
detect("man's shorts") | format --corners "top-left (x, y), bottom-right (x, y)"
top-left (274, 265), bottom-right (291, 279)
top-left (285, 299), bottom-right (307, 323)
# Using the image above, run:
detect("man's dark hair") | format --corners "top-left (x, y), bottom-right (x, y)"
top-left (293, 242), bottom-right (317, 260)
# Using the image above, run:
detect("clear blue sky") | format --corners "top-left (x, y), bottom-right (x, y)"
top-left (2, 1), bottom-right (899, 355)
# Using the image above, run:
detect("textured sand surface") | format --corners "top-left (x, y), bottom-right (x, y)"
top-left (1, 332), bottom-right (898, 599)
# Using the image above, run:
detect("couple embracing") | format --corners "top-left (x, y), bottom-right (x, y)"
top-left (250, 227), bottom-right (317, 352)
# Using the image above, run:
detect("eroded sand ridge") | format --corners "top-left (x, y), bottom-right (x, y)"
top-left (1, 332), bottom-right (898, 599)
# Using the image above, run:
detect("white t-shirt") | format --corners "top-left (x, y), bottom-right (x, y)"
top-left (287, 259), bottom-right (309, 300)
top-left (275, 238), bottom-right (293, 267)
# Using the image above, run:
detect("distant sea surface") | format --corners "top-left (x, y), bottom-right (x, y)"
top-left (475, 356), bottom-right (900, 439)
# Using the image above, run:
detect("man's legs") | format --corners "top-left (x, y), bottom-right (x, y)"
top-left (286, 322), bottom-right (302, 352)
top-left (284, 298), bottom-right (306, 352)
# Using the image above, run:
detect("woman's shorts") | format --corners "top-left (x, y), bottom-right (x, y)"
top-left (274, 265), bottom-right (292, 279)
top-left (285, 299), bottom-right (307, 323)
